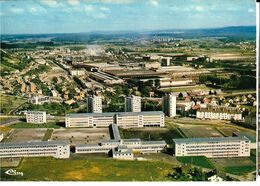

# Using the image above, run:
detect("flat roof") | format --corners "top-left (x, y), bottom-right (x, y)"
top-left (123, 138), bottom-right (141, 143)
top-left (198, 108), bottom-right (241, 114)
top-left (172, 136), bottom-right (250, 143)
top-left (110, 124), bottom-right (121, 141)
top-left (27, 110), bottom-right (46, 114)
top-left (66, 111), bottom-right (164, 118)
top-left (142, 141), bottom-right (166, 145)
top-left (0, 140), bottom-right (69, 148)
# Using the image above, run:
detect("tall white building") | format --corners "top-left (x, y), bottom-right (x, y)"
top-left (173, 136), bottom-right (251, 158)
top-left (87, 95), bottom-right (102, 113)
top-left (26, 111), bottom-right (47, 124)
top-left (163, 93), bottom-right (177, 117)
top-left (125, 95), bottom-right (141, 112)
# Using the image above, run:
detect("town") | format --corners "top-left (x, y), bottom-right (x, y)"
top-left (0, 27), bottom-right (257, 181)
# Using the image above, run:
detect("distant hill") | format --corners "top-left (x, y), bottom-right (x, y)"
top-left (0, 26), bottom-right (256, 43)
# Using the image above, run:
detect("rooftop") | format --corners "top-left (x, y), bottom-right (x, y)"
top-left (141, 141), bottom-right (167, 145)
top-left (172, 136), bottom-right (250, 143)
top-left (0, 140), bottom-right (69, 148)
top-left (198, 107), bottom-right (241, 114)
top-left (110, 123), bottom-right (121, 141)
top-left (66, 111), bottom-right (164, 118)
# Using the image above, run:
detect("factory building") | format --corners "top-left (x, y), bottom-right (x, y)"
top-left (125, 95), bottom-right (141, 112)
top-left (173, 136), bottom-right (251, 158)
top-left (163, 93), bottom-right (177, 117)
top-left (65, 111), bottom-right (165, 128)
top-left (0, 141), bottom-right (70, 159)
top-left (26, 111), bottom-right (47, 124)
top-left (87, 94), bottom-right (102, 113)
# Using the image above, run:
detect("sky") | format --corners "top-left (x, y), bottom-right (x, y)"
top-left (0, 0), bottom-right (257, 35)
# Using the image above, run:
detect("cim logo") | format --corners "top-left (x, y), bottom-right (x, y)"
top-left (5, 169), bottom-right (24, 176)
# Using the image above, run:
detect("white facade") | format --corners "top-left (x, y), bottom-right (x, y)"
top-left (163, 93), bottom-right (177, 117)
top-left (0, 141), bottom-right (70, 159)
top-left (26, 111), bottom-right (47, 124)
top-left (125, 95), bottom-right (141, 112)
top-left (65, 111), bottom-right (165, 128)
top-left (196, 108), bottom-right (243, 121)
top-left (75, 140), bottom-right (166, 155)
top-left (70, 69), bottom-right (86, 76)
top-left (208, 175), bottom-right (224, 182)
top-left (29, 96), bottom-right (50, 105)
top-left (0, 133), bottom-right (3, 142)
top-left (87, 95), bottom-right (102, 113)
top-left (173, 136), bottom-right (251, 158)
top-left (112, 146), bottom-right (134, 160)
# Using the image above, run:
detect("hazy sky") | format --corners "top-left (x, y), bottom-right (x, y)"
top-left (0, 0), bottom-right (256, 34)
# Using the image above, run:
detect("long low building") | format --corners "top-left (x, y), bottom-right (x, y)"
top-left (65, 111), bottom-right (165, 128)
top-left (75, 124), bottom-right (166, 158)
top-left (89, 71), bottom-right (124, 85)
top-left (0, 141), bottom-right (70, 159)
top-left (173, 136), bottom-right (251, 158)
top-left (75, 139), bottom-right (166, 154)
top-left (196, 108), bottom-right (243, 121)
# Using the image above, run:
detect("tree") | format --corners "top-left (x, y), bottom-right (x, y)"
top-left (154, 79), bottom-right (160, 87)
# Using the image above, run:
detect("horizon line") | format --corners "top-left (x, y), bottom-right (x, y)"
top-left (0, 25), bottom-right (256, 36)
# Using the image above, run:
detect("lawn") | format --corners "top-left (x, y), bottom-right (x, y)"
top-left (176, 156), bottom-right (215, 169)
top-left (0, 157), bottom-right (174, 181)
top-left (120, 128), bottom-right (184, 144)
top-left (210, 157), bottom-right (256, 176)
top-left (223, 166), bottom-right (256, 175)
top-left (10, 122), bottom-right (61, 129)
top-left (42, 129), bottom-right (54, 141)
top-left (0, 94), bottom-right (26, 114)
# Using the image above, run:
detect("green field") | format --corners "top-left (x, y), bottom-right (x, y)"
top-left (120, 128), bottom-right (183, 144)
top-left (0, 94), bottom-right (26, 114)
top-left (210, 157), bottom-right (256, 175)
top-left (176, 156), bottom-right (215, 169)
top-left (10, 122), bottom-right (61, 129)
top-left (0, 157), bottom-right (175, 181)
top-left (42, 129), bottom-right (54, 141)
top-left (223, 166), bottom-right (256, 175)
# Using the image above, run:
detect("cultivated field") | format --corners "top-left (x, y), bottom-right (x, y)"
top-left (51, 128), bottom-right (110, 145)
